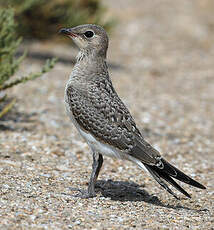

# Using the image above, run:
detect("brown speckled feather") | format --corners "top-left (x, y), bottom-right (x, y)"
top-left (66, 74), bottom-right (160, 165)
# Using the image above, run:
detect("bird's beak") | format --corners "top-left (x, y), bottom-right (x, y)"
top-left (58, 28), bottom-right (77, 37)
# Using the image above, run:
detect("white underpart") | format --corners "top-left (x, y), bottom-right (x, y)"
top-left (79, 125), bottom-right (148, 173)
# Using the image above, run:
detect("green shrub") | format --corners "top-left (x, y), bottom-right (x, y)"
top-left (0, 8), bottom-right (56, 119)
top-left (0, 0), bottom-right (114, 40)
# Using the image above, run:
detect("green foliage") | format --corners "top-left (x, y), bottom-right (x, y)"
top-left (0, 9), bottom-right (24, 87)
top-left (0, 9), bottom-right (57, 119)
top-left (0, 0), bottom-right (114, 40)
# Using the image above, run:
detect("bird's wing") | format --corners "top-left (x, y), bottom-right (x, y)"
top-left (66, 76), bottom-right (161, 165)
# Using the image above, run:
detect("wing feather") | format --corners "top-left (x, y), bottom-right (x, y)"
top-left (66, 76), bottom-right (160, 165)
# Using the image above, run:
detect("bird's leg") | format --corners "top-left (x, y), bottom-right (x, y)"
top-left (87, 153), bottom-right (103, 197)
top-left (74, 152), bottom-right (103, 198)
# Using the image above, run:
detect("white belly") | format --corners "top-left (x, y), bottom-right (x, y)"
top-left (78, 127), bottom-right (148, 173)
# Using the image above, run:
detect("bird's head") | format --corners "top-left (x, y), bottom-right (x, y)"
top-left (59, 24), bottom-right (109, 58)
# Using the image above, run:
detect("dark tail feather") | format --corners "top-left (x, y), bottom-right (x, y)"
top-left (161, 159), bottom-right (206, 189)
top-left (145, 164), bottom-right (180, 199)
top-left (144, 159), bottom-right (206, 199)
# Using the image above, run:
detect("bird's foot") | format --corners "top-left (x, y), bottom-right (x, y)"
top-left (70, 187), bottom-right (96, 198)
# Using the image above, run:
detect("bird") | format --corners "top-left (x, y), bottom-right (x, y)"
top-left (59, 24), bottom-right (206, 199)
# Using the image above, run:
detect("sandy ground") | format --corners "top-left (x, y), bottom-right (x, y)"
top-left (0, 0), bottom-right (214, 229)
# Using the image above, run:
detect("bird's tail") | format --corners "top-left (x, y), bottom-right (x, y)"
top-left (144, 159), bottom-right (206, 199)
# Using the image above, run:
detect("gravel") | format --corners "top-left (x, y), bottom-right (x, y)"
top-left (0, 0), bottom-right (213, 229)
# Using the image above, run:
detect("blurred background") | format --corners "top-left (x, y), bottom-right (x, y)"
top-left (0, 0), bottom-right (213, 229)
top-left (0, 0), bottom-right (114, 40)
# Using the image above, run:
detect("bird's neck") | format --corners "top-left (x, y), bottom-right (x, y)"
top-left (76, 48), bottom-right (106, 63)
top-left (72, 49), bottom-right (108, 78)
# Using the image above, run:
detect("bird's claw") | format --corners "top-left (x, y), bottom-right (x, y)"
top-left (70, 187), bottom-right (96, 198)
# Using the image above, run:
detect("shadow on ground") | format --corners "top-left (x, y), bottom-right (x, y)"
top-left (0, 108), bottom-right (40, 132)
top-left (94, 179), bottom-right (208, 212)
top-left (16, 50), bottom-right (122, 70)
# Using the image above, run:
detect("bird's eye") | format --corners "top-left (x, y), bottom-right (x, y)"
top-left (84, 31), bottom-right (94, 38)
